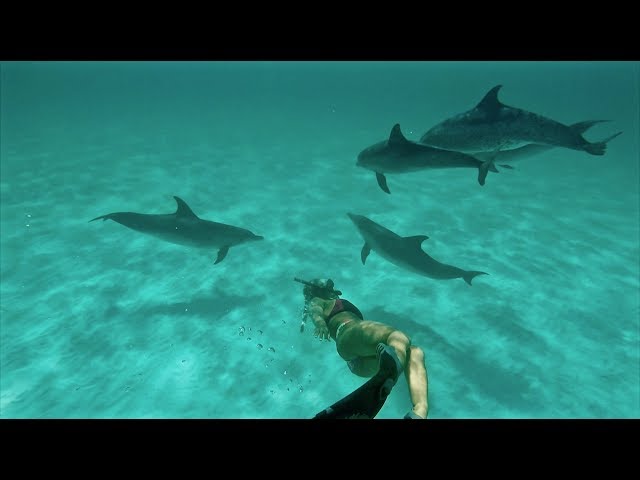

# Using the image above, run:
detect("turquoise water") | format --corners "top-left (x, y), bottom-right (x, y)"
top-left (1, 61), bottom-right (638, 419)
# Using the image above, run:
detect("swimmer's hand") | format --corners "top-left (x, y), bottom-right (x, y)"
top-left (314, 324), bottom-right (331, 341)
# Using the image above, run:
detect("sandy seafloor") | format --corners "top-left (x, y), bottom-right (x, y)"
top-left (1, 61), bottom-right (638, 419)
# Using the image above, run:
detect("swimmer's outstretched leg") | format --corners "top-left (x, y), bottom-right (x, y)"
top-left (313, 343), bottom-right (403, 419)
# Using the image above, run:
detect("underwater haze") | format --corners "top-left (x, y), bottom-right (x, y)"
top-left (1, 61), bottom-right (638, 419)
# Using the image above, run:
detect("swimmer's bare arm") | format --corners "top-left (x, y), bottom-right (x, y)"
top-left (308, 299), bottom-right (331, 341)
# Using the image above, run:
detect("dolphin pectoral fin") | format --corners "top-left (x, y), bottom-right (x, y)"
top-left (375, 172), bottom-right (391, 194)
top-left (214, 246), bottom-right (230, 265)
top-left (478, 162), bottom-right (491, 186)
top-left (499, 164), bottom-right (515, 170)
top-left (478, 151), bottom-right (500, 186)
top-left (360, 243), bottom-right (371, 265)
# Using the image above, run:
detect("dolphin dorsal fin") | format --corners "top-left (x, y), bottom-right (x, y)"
top-left (388, 124), bottom-right (409, 146)
top-left (404, 235), bottom-right (429, 249)
top-left (476, 85), bottom-right (504, 115)
top-left (173, 196), bottom-right (199, 218)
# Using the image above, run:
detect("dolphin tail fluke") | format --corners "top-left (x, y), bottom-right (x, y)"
top-left (462, 271), bottom-right (488, 286)
top-left (89, 214), bottom-right (113, 222)
top-left (569, 120), bottom-right (609, 134)
top-left (582, 130), bottom-right (622, 155)
top-left (582, 141), bottom-right (607, 155)
top-left (599, 131), bottom-right (623, 146)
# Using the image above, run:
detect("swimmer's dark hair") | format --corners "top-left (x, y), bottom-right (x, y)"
top-left (294, 277), bottom-right (342, 300)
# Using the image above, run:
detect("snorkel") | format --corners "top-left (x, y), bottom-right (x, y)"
top-left (294, 277), bottom-right (342, 333)
top-left (294, 277), bottom-right (342, 298)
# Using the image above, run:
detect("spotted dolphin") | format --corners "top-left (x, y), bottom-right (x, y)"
top-left (472, 120), bottom-right (622, 163)
top-left (347, 213), bottom-right (488, 286)
top-left (90, 196), bottom-right (264, 264)
top-left (356, 123), bottom-right (498, 194)
top-left (420, 85), bottom-right (618, 156)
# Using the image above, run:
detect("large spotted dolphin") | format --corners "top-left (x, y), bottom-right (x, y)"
top-left (90, 196), bottom-right (264, 264)
top-left (420, 85), bottom-right (618, 156)
top-left (472, 120), bottom-right (622, 163)
top-left (347, 213), bottom-right (487, 286)
top-left (356, 123), bottom-right (498, 194)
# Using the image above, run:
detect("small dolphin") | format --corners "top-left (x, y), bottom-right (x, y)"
top-left (90, 196), bottom-right (264, 264)
top-left (420, 85), bottom-right (618, 156)
top-left (357, 123), bottom-right (498, 194)
top-left (347, 213), bottom-right (487, 286)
